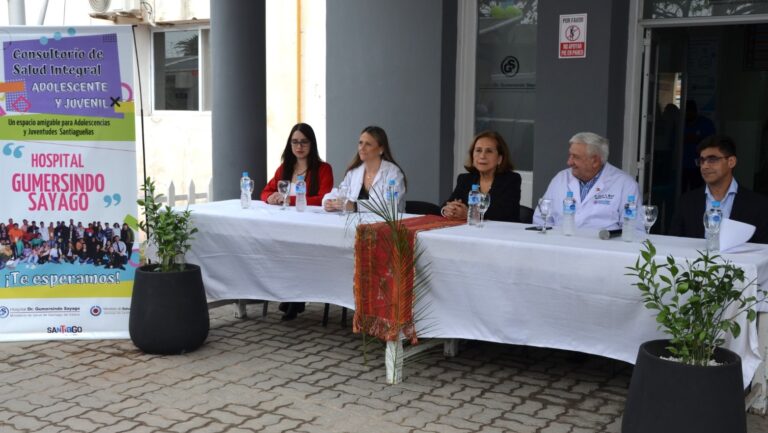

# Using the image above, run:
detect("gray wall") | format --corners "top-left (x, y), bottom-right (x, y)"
top-left (211, 1), bottom-right (267, 200)
top-left (533, 0), bottom-right (629, 200)
top-left (326, 0), bottom-right (456, 204)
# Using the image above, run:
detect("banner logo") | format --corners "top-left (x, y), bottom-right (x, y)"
top-left (47, 324), bottom-right (83, 333)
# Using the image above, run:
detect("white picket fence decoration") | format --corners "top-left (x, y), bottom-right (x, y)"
top-left (142, 179), bottom-right (214, 207)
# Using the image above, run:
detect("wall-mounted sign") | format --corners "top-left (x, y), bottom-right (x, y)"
top-left (559, 14), bottom-right (587, 59)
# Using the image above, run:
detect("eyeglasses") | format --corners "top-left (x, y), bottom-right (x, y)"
top-left (291, 139), bottom-right (310, 147)
top-left (695, 155), bottom-right (729, 167)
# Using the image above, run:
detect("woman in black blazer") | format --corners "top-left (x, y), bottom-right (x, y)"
top-left (442, 131), bottom-right (521, 222)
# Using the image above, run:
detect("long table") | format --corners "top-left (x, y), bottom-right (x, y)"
top-left (186, 200), bottom-right (768, 397)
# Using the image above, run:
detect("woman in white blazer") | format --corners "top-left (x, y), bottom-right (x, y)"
top-left (323, 126), bottom-right (407, 212)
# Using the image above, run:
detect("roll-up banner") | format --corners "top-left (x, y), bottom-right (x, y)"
top-left (0, 26), bottom-right (137, 341)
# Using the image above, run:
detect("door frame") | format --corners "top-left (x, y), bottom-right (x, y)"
top-left (636, 27), bottom-right (658, 203)
top-left (623, 1), bottom-right (768, 195)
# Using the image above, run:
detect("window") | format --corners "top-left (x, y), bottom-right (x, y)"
top-left (644, 1), bottom-right (768, 19)
top-left (152, 28), bottom-right (211, 111)
top-left (475, 1), bottom-right (538, 171)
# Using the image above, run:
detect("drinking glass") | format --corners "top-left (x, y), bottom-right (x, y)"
top-left (478, 193), bottom-right (491, 227)
top-left (277, 180), bottom-right (290, 210)
top-left (337, 185), bottom-right (349, 216)
top-left (538, 198), bottom-right (553, 234)
top-left (642, 205), bottom-right (658, 236)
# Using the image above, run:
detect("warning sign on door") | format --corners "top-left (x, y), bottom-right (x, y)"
top-left (559, 14), bottom-right (587, 59)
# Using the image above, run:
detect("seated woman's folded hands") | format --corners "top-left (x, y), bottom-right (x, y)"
top-left (441, 199), bottom-right (468, 220)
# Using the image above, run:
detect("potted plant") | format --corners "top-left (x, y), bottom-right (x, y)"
top-left (622, 240), bottom-right (763, 433)
top-left (128, 177), bottom-right (209, 355)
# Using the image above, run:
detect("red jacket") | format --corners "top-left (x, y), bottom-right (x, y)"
top-left (260, 162), bottom-right (334, 206)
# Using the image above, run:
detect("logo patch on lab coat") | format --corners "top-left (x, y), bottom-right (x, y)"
top-left (593, 192), bottom-right (614, 205)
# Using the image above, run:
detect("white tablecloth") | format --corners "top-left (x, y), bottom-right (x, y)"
top-left (186, 200), bottom-right (360, 308)
top-left (416, 223), bottom-right (768, 386)
top-left (187, 200), bottom-right (768, 385)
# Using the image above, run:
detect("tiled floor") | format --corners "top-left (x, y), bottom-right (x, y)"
top-left (2, 302), bottom-right (767, 432)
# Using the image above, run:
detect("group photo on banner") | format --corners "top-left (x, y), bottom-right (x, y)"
top-left (0, 26), bottom-right (137, 341)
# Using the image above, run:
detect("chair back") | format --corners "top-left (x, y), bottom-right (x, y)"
top-left (405, 200), bottom-right (441, 216)
top-left (519, 205), bottom-right (534, 224)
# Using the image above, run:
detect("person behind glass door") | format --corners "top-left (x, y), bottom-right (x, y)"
top-left (681, 100), bottom-right (716, 193)
top-left (322, 126), bottom-right (407, 212)
top-left (441, 130), bottom-right (521, 222)
top-left (261, 123), bottom-right (334, 321)
top-left (261, 122), bottom-right (334, 207)
top-left (755, 117), bottom-right (768, 196)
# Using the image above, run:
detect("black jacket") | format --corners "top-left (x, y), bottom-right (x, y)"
top-left (668, 186), bottom-right (768, 244)
top-left (444, 171), bottom-right (522, 223)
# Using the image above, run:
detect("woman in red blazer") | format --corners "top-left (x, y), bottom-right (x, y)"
top-left (261, 123), bottom-right (333, 320)
top-left (261, 123), bottom-right (334, 207)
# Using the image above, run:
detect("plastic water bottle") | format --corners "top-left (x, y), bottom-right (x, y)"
top-left (705, 201), bottom-right (722, 252)
top-left (622, 195), bottom-right (637, 242)
top-left (467, 184), bottom-right (481, 226)
top-left (386, 179), bottom-right (398, 213)
top-left (240, 171), bottom-right (252, 209)
top-left (562, 191), bottom-right (576, 236)
top-left (295, 175), bottom-right (307, 212)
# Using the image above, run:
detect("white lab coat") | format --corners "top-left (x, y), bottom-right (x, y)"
top-left (533, 162), bottom-right (643, 233)
top-left (322, 159), bottom-right (406, 212)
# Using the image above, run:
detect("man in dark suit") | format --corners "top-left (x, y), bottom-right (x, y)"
top-left (669, 135), bottom-right (768, 244)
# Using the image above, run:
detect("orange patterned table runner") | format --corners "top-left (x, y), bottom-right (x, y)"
top-left (353, 215), bottom-right (464, 343)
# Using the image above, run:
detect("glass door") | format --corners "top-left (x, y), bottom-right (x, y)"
top-left (639, 23), bottom-right (768, 234)
top-left (639, 28), bottom-right (687, 234)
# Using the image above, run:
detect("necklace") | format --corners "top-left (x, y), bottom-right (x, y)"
top-left (364, 162), bottom-right (380, 183)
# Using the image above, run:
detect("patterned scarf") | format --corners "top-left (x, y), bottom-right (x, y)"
top-left (353, 215), bottom-right (464, 343)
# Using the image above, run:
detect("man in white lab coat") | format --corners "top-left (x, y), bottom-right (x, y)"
top-left (533, 132), bottom-right (642, 232)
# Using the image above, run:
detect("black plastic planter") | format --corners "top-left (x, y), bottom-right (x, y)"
top-left (622, 339), bottom-right (746, 433)
top-left (129, 264), bottom-right (209, 355)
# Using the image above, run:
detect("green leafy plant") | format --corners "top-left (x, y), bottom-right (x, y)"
top-left (131, 177), bottom-right (198, 272)
top-left (627, 240), bottom-right (763, 366)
